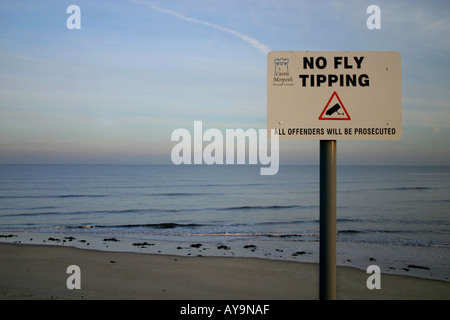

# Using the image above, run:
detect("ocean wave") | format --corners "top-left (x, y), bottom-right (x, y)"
top-left (219, 205), bottom-right (316, 211)
top-left (340, 186), bottom-right (439, 193)
top-left (0, 207), bottom-right (185, 218)
top-left (0, 205), bottom-right (306, 219)
top-left (46, 222), bottom-right (206, 230)
top-left (338, 229), bottom-right (361, 234)
top-left (0, 194), bottom-right (109, 199)
top-left (151, 192), bottom-right (214, 197)
top-left (339, 236), bottom-right (450, 249)
top-left (106, 222), bottom-right (203, 229)
top-left (1, 211), bottom-right (68, 218)
top-left (377, 187), bottom-right (436, 191)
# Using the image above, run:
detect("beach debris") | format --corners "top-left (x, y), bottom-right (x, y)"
top-left (243, 244), bottom-right (257, 252)
top-left (190, 243), bottom-right (202, 248)
top-left (103, 238), bottom-right (120, 242)
top-left (292, 251), bottom-right (311, 256)
top-left (48, 237), bottom-right (60, 242)
top-left (217, 245), bottom-right (230, 250)
top-left (369, 257), bottom-right (376, 261)
top-left (407, 264), bottom-right (430, 270)
top-left (64, 236), bottom-right (76, 241)
top-left (0, 234), bottom-right (16, 238)
top-left (132, 242), bottom-right (154, 248)
top-left (109, 260), bottom-right (117, 263)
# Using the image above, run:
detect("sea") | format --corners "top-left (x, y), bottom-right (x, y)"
top-left (0, 164), bottom-right (449, 281)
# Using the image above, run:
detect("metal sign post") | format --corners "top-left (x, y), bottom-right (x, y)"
top-left (319, 140), bottom-right (337, 300)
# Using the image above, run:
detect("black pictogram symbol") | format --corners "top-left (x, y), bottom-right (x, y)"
top-left (325, 103), bottom-right (345, 116)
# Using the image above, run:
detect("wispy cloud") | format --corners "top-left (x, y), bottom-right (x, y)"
top-left (132, 0), bottom-right (271, 55)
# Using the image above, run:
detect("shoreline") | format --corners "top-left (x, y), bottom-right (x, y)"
top-left (1, 237), bottom-right (449, 300)
top-left (1, 231), bottom-right (449, 282)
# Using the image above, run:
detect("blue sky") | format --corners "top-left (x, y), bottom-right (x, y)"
top-left (0, 0), bottom-right (449, 165)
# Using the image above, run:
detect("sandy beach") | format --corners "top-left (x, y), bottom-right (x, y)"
top-left (0, 242), bottom-right (448, 300)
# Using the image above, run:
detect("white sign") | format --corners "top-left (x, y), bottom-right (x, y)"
top-left (267, 51), bottom-right (401, 140)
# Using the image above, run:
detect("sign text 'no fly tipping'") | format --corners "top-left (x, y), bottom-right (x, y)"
top-left (267, 51), bottom-right (401, 140)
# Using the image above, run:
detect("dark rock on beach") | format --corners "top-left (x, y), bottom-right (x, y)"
top-left (243, 244), bottom-right (256, 252)
top-left (217, 245), bottom-right (230, 250)
top-left (292, 251), bottom-right (311, 256)
top-left (190, 243), bottom-right (202, 248)
top-left (407, 264), bottom-right (430, 270)
top-left (103, 238), bottom-right (120, 242)
top-left (0, 234), bottom-right (16, 238)
top-left (132, 242), bottom-right (154, 247)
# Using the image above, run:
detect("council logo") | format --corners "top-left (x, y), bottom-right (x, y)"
top-left (272, 58), bottom-right (293, 86)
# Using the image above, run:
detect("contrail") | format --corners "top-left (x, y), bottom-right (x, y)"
top-left (132, 0), bottom-right (271, 55)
